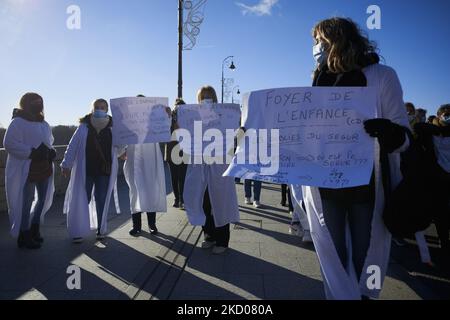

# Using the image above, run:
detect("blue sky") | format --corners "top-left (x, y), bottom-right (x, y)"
top-left (1, 0), bottom-right (449, 127)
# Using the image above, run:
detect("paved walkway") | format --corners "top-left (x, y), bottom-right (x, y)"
top-left (0, 175), bottom-right (449, 300)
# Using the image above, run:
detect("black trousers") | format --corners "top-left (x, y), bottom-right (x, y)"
top-left (169, 160), bottom-right (187, 203)
top-left (132, 212), bottom-right (156, 230)
top-left (281, 184), bottom-right (293, 211)
top-left (202, 189), bottom-right (230, 247)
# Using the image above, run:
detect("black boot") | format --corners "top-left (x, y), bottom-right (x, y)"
top-left (19, 230), bottom-right (41, 249)
top-left (31, 224), bottom-right (44, 243)
top-left (129, 213), bottom-right (142, 236)
top-left (147, 212), bottom-right (158, 235)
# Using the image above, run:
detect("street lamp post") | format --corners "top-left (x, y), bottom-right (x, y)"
top-left (221, 56), bottom-right (236, 103)
top-left (232, 85), bottom-right (240, 104)
top-left (178, 0), bottom-right (183, 99)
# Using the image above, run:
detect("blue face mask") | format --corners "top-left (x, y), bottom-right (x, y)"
top-left (93, 110), bottom-right (108, 119)
top-left (441, 115), bottom-right (450, 125)
top-left (313, 42), bottom-right (328, 67)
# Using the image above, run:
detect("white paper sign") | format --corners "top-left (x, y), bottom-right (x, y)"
top-left (176, 103), bottom-right (241, 156)
top-left (224, 87), bottom-right (377, 189)
top-left (110, 97), bottom-right (171, 145)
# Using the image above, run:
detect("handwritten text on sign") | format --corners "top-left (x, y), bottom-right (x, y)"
top-left (176, 103), bottom-right (241, 156)
top-left (223, 87), bottom-right (377, 188)
top-left (110, 97), bottom-right (171, 145)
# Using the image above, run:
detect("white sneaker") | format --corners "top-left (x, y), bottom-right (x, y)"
top-left (289, 222), bottom-right (300, 234)
top-left (72, 237), bottom-right (83, 244)
top-left (302, 230), bottom-right (313, 243)
top-left (201, 241), bottom-right (216, 249)
top-left (253, 201), bottom-right (261, 208)
top-left (245, 197), bottom-right (252, 205)
top-left (212, 246), bottom-right (228, 255)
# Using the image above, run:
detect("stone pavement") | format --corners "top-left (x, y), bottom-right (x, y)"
top-left (0, 174), bottom-right (449, 300)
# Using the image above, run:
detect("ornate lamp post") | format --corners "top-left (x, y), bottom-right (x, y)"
top-left (232, 85), bottom-right (240, 104)
top-left (178, 0), bottom-right (207, 99)
top-left (221, 56), bottom-right (236, 103)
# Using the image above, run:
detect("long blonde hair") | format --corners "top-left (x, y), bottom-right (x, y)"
top-left (313, 17), bottom-right (379, 74)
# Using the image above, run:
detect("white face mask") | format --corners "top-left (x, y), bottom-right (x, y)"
top-left (200, 99), bottom-right (214, 104)
top-left (313, 42), bottom-right (328, 67)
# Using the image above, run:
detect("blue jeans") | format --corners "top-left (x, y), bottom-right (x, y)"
top-left (21, 178), bottom-right (50, 231)
top-left (244, 180), bottom-right (262, 201)
top-left (320, 197), bottom-right (374, 281)
top-left (86, 175), bottom-right (110, 232)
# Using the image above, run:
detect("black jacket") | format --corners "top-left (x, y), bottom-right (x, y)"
top-left (80, 115), bottom-right (113, 176)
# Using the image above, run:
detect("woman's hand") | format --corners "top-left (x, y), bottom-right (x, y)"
top-left (119, 152), bottom-right (127, 161)
top-left (61, 167), bottom-right (71, 178)
top-left (165, 107), bottom-right (172, 117)
top-left (363, 118), bottom-right (406, 153)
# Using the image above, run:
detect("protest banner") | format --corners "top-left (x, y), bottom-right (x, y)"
top-left (110, 97), bottom-right (171, 145)
top-left (176, 103), bottom-right (241, 159)
top-left (224, 87), bottom-right (377, 189)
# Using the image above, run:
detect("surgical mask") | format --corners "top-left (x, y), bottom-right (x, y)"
top-left (313, 42), bottom-right (328, 67)
top-left (93, 110), bottom-right (108, 119)
top-left (441, 115), bottom-right (450, 125)
top-left (200, 99), bottom-right (214, 105)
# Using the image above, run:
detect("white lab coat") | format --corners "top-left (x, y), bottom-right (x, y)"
top-left (303, 64), bottom-right (411, 300)
top-left (3, 117), bottom-right (55, 238)
top-left (290, 185), bottom-right (309, 231)
top-left (123, 143), bottom-right (167, 214)
top-left (61, 123), bottom-right (120, 238)
top-left (184, 163), bottom-right (239, 227)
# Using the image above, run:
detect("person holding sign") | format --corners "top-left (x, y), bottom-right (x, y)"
top-left (167, 98), bottom-right (188, 209)
top-left (61, 99), bottom-right (121, 243)
top-left (182, 86), bottom-right (240, 255)
top-left (3, 93), bottom-right (56, 249)
top-left (303, 18), bottom-right (410, 300)
top-left (122, 95), bottom-right (170, 236)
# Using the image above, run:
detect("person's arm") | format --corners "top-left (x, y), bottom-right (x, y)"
top-left (60, 125), bottom-right (84, 176)
top-left (46, 122), bottom-right (57, 161)
top-left (364, 67), bottom-right (410, 154)
top-left (379, 66), bottom-right (410, 153)
top-left (3, 120), bottom-right (33, 160)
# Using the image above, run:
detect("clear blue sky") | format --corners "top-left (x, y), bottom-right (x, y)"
top-left (1, 0), bottom-right (449, 127)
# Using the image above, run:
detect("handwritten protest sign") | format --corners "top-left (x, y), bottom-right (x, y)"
top-left (223, 87), bottom-right (377, 189)
top-left (176, 103), bottom-right (241, 157)
top-left (110, 97), bottom-right (171, 145)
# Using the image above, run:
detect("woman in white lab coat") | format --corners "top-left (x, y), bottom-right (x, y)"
top-left (303, 18), bottom-right (410, 300)
top-left (123, 143), bottom-right (167, 236)
top-left (182, 86), bottom-right (240, 254)
top-left (61, 99), bottom-right (120, 242)
top-left (123, 95), bottom-right (170, 236)
top-left (4, 93), bottom-right (56, 249)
